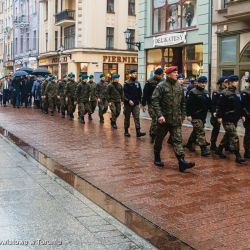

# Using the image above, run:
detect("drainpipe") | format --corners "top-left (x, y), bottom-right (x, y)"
top-left (208, 0), bottom-right (213, 93)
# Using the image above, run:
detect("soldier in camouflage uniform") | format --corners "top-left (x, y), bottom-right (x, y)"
top-left (74, 74), bottom-right (91, 124)
top-left (107, 74), bottom-right (123, 129)
top-left (216, 75), bottom-right (245, 163)
top-left (142, 68), bottom-right (163, 143)
top-left (88, 75), bottom-right (97, 120)
top-left (65, 73), bottom-right (78, 121)
top-left (57, 74), bottom-right (67, 118)
top-left (241, 76), bottom-right (250, 159)
top-left (210, 76), bottom-right (228, 151)
top-left (123, 69), bottom-right (146, 137)
top-left (96, 73), bottom-right (109, 123)
top-left (152, 66), bottom-right (195, 172)
top-left (41, 76), bottom-right (49, 114)
top-left (44, 75), bottom-right (58, 116)
top-left (186, 76), bottom-right (212, 156)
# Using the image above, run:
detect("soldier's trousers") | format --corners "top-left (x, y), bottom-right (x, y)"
top-left (78, 102), bottom-right (90, 118)
top-left (123, 104), bottom-right (140, 129)
top-left (110, 102), bottom-right (121, 122)
top-left (68, 97), bottom-right (76, 116)
top-left (148, 104), bottom-right (157, 136)
top-left (244, 118), bottom-right (250, 151)
top-left (220, 122), bottom-right (239, 152)
top-left (189, 119), bottom-right (206, 146)
top-left (210, 116), bottom-right (221, 144)
top-left (60, 97), bottom-right (66, 115)
top-left (48, 97), bottom-right (56, 113)
top-left (98, 99), bottom-right (108, 121)
top-left (154, 123), bottom-right (184, 156)
top-left (89, 100), bottom-right (97, 114)
top-left (42, 97), bottom-right (48, 112)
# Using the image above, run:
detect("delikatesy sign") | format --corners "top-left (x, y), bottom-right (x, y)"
top-left (153, 32), bottom-right (187, 47)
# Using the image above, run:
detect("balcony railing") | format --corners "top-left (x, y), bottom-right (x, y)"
top-left (55, 9), bottom-right (75, 24)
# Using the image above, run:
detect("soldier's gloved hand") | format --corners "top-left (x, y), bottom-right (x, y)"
top-left (57, 96), bottom-right (60, 99)
top-left (97, 98), bottom-right (101, 103)
top-left (187, 116), bottom-right (192, 122)
top-left (213, 112), bottom-right (217, 117)
top-left (242, 116), bottom-right (246, 122)
top-left (129, 100), bottom-right (134, 106)
top-left (142, 106), bottom-right (146, 112)
top-left (158, 116), bottom-right (166, 124)
top-left (217, 118), bottom-right (222, 124)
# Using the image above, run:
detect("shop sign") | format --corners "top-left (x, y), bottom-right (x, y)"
top-left (153, 32), bottom-right (186, 47)
top-left (103, 56), bottom-right (138, 64)
top-left (39, 59), bottom-right (47, 65)
top-left (5, 61), bottom-right (13, 67)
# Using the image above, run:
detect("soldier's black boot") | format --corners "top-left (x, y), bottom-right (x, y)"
top-left (80, 116), bottom-right (85, 124)
top-left (200, 145), bottom-right (211, 156)
top-left (167, 137), bottom-right (173, 145)
top-left (88, 114), bottom-right (93, 120)
top-left (136, 129), bottom-right (146, 138)
top-left (154, 151), bottom-right (164, 168)
top-left (244, 150), bottom-right (250, 159)
top-left (215, 145), bottom-right (226, 158)
top-left (61, 112), bottom-right (65, 118)
top-left (50, 111), bottom-right (54, 116)
top-left (234, 151), bottom-right (245, 164)
top-left (124, 128), bottom-right (130, 137)
top-left (177, 155), bottom-right (195, 173)
top-left (183, 142), bottom-right (195, 152)
top-left (210, 142), bottom-right (217, 151)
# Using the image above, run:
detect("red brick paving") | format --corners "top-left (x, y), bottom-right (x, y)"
top-left (0, 106), bottom-right (249, 249)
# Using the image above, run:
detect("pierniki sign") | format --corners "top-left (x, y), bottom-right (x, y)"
top-left (153, 32), bottom-right (187, 47)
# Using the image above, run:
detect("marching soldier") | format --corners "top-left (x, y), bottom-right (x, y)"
top-left (216, 75), bottom-right (245, 163)
top-left (107, 74), bottom-right (123, 129)
top-left (65, 73), bottom-right (78, 121)
top-left (88, 75), bottom-right (97, 120)
top-left (96, 73), bottom-right (109, 123)
top-left (210, 76), bottom-right (228, 151)
top-left (186, 76), bottom-right (211, 156)
top-left (123, 69), bottom-right (146, 137)
top-left (152, 66), bottom-right (195, 172)
top-left (57, 74), bottom-right (67, 118)
top-left (74, 74), bottom-right (91, 124)
top-left (41, 75), bottom-right (49, 114)
top-left (241, 76), bottom-right (250, 159)
top-left (44, 75), bottom-right (58, 116)
top-left (142, 68), bottom-right (163, 143)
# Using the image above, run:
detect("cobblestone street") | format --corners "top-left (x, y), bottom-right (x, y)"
top-left (0, 107), bottom-right (249, 249)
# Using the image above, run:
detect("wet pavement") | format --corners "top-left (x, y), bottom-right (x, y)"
top-left (0, 135), bottom-right (156, 250)
top-left (0, 106), bottom-right (249, 249)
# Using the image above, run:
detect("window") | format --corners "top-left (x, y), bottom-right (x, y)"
top-left (55, 0), bottom-right (58, 14)
top-left (45, 32), bottom-right (48, 51)
top-left (64, 25), bottom-right (75, 50)
top-left (153, 0), bottom-right (197, 34)
top-left (127, 29), bottom-right (135, 50)
top-left (15, 37), bottom-right (18, 54)
top-left (125, 64), bottom-right (138, 80)
top-left (107, 0), bottom-right (114, 13)
top-left (45, 1), bottom-right (48, 20)
top-left (128, 0), bottom-right (135, 16)
top-left (33, 30), bottom-right (36, 50)
top-left (20, 35), bottom-right (23, 53)
top-left (106, 27), bottom-right (114, 49)
top-left (34, 0), bottom-right (37, 13)
top-left (223, 0), bottom-right (229, 9)
top-left (55, 31), bottom-right (58, 51)
top-left (220, 36), bottom-right (237, 64)
top-left (103, 63), bottom-right (118, 79)
top-left (26, 32), bottom-right (29, 51)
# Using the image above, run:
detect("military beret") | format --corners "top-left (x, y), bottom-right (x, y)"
top-left (154, 68), bottom-right (163, 75)
top-left (82, 74), bottom-right (89, 79)
top-left (178, 73), bottom-right (184, 79)
top-left (129, 69), bottom-right (137, 74)
top-left (197, 76), bottom-right (207, 83)
top-left (217, 76), bottom-right (227, 85)
top-left (68, 73), bottom-right (75, 78)
top-left (165, 66), bottom-right (178, 74)
top-left (89, 74), bottom-right (94, 79)
top-left (49, 75), bottom-right (56, 80)
top-left (62, 74), bottom-right (67, 79)
top-left (112, 74), bottom-right (120, 79)
top-left (100, 73), bottom-right (105, 78)
top-left (78, 73), bottom-right (83, 77)
top-left (228, 75), bottom-right (239, 82)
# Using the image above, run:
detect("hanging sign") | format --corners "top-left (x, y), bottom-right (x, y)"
top-left (153, 32), bottom-right (187, 47)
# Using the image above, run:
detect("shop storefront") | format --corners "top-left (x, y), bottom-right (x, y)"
top-left (4, 61), bottom-right (14, 75)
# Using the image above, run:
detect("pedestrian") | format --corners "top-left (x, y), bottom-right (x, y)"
top-left (41, 76), bottom-right (49, 113)
top-left (31, 76), bottom-right (41, 109)
top-left (88, 75), bottom-right (97, 121)
top-left (216, 75), bottom-right (245, 163)
top-left (11, 76), bottom-right (22, 108)
top-left (186, 76), bottom-right (212, 156)
top-left (96, 73), bottom-right (109, 124)
top-left (123, 69), bottom-right (146, 137)
top-left (20, 76), bottom-right (29, 108)
top-left (107, 74), bottom-right (123, 129)
top-left (44, 75), bottom-right (58, 116)
top-left (142, 67), bottom-right (163, 143)
top-left (152, 66), bottom-right (195, 172)
top-left (1, 75), bottom-right (11, 107)
top-left (27, 76), bottom-right (35, 107)
top-left (57, 74), bottom-right (67, 118)
top-left (65, 73), bottom-right (78, 121)
top-left (210, 76), bottom-right (228, 151)
top-left (241, 75), bottom-right (250, 159)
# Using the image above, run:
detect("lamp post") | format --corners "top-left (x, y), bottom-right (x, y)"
top-left (124, 29), bottom-right (141, 51)
top-left (58, 46), bottom-right (64, 79)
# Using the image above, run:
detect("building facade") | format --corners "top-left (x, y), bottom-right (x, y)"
top-left (211, 0), bottom-right (250, 90)
top-left (0, 1), bottom-right (4, 76)
top-left (39, 0), bottom-right (138, 83)
top-left (13, 0), bottom-right (39, 70)
top-left (138, 0), bottom-right (211, 86)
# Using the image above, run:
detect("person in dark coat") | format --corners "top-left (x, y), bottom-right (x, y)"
top-left (12, 76), bottom-right (22, 108)
top-left (32, 76), bottom-right (42, 109)
top-left (20, 77), bottom-right (29, 108)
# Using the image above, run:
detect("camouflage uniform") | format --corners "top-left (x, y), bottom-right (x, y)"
top-left (41, 80), bottom-right (48, 113)
top-left (241, 87), bottom-right (250, 157)
top-left (152, 77), bottom-right (186, 156)
top-left (65, 79), bottom-right (78, 120)
top-left (96, 80), bottom-right (109, 122)
top-left (44, 80), bottom-right (58, 115)
top-left (75, 80), bottom-right (91, 123)
top-left (107, 81), bottom-right (123, 124)
top-left (57, 79), bottom-right (67, 117)
top-left (88, 80), bottom-right (97, 115)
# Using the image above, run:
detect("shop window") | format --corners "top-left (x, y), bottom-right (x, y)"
top-left (125, 64), bottom-right (138, 80)
top-left (103, 63), bottom-right (118, 79)
top-left (61, 64), bottom-right (68, 77)
top-left (163, 48), bottom-right (173, 67)
top-left (51, 65), bottom-right (59, 76)
top-left (64, 25), bottom-right (75, 50)
top-left (185, 44), bottom-right (203, 61)
top-left (147, 49), bottom-right (162, 64)
top-left (220, 36), bottom-right (237, 64)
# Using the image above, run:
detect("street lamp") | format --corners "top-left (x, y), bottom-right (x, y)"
top-left (58, 46), bottom-right (64, 79)
top-left (124, 28), bottom-right (141, 51)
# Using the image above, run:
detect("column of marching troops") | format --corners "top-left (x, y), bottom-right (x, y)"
top-left (1, 66), bottom-right (250, 173)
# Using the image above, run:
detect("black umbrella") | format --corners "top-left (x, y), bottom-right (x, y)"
top-left (13, 71), bottom-right (28, 77)
top-left (17, 67), bottom-right (34, 74)
top-left (32, 68), bottom-right (51, 76)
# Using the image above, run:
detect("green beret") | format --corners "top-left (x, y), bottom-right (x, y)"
top-left (78, 73), bottom-right (83, 78)
top-left (112, 74), bottom-right (120, 79)
top-left (50, 75), bottom-right (56, 80)
top-left (89, 75), bottom-right (94, 79)
top-left (62, 74), bottom-right (67, 79)
top-left (68, 73), bottom-right (75, 78)
top-left (100, 73), bottom-right (105, 78)
top-left (82, 74), bottom-right (89, 79)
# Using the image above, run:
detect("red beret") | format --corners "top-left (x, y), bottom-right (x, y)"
top-left (165, 66), bottom-right (178, 74)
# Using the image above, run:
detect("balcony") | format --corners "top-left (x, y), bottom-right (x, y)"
top-left (13, 15), bottom-right (29, 28)
top-left (225, 0), bottom-right (250, 21)
top-left (55, 9), bottom-right (75, 27)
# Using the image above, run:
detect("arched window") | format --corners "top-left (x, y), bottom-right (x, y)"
top-left (240, 42), bottom-right (250, 63)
